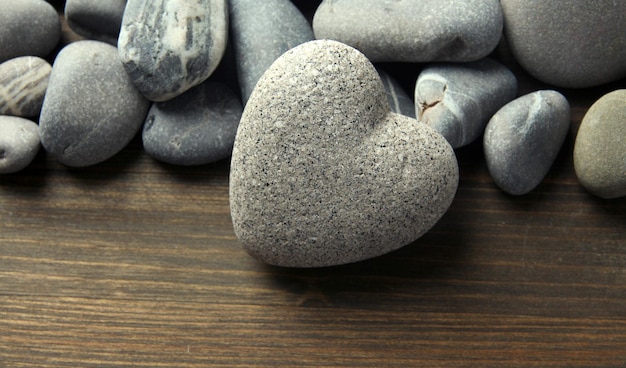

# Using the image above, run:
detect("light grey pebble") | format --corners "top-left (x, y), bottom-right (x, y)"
top-left (0, 56), bottom-right (52, 118)
top-left (313, 0), bottom-right (503, 62)
top-left (501, 0), bottom-right (626, 88)
top-left (378, 69), bottom-right (416, 118)
top-left (574, 90), bottom-right (626, 199)
top-left (415, 58), bottom-right (517, 148)
top-left (39, 41), bottom-right (150, 167)
top-left (0, 116), bottom-right (40, 174)
top-left (229, 0), bottom-right (314, 104)
top-left (143, 81), bottom-right (242, 165)
top-left (65, 0), bottom-right (127, 45)
top-left (0, 0), bottom-right (61, 63)
top-left (230, 40), bottom-right (459, 268)
top-left (484, 90), bottom-right (570, 195)
top-left (118, 0), bottom-right (229, 102)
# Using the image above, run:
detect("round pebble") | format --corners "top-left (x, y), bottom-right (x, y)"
top-left (484, 90), bottom-right (570, 195)
top-left (230, 40), bottom-right (459, 268)
top-left (574, 90), bottom-right (626, 199)
top-left (143, 81), bottom-right (243, 166)
top-left (0, 56), bottom-right (52, 118)
top-left (65, 0), bottom-right (127, 45)
top-left (39, 41), bottom-right (150, 167)
top-left (0, 116), bottom-right (40, 174)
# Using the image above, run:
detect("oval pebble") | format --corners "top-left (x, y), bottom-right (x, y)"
top-left (0, 56), bottom-right (52, 118)
top-left (142, 81), bottom-right (243, 166)
top-left (0, 0), bottom-right (61, 63)
top-left (484, 90), bottom-right (570, 195)
top-left (65, 0), bottom-right (127, 45)
top-left (574, 90), bottom-right (626, 199)
top-left (415, 58), bottom-right (517, 148)
top-left (378, 68), bottom-right (416, 119)
top-left (0, 116), bottom-right (40, 174)
top-left (39, 41), bottom-right (150, 167)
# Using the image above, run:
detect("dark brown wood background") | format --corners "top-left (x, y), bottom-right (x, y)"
top-left (1, 2), bottom-right (625, 367)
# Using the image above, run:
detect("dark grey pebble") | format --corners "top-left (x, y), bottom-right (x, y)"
top-left (142, 81), bottom-right (242, 166)
top-left (484, 90), bottom-right (570, 195)
top-left (0, 56), bottom-right (52, 118)
top-left (378, 69), bottom-right (416, 118)
top-left (0, 116), bottom-right (40, 174)
top-left (65, 0), bottom-right (127, 45)
top-left (39, 41), bottom-right (150, 167)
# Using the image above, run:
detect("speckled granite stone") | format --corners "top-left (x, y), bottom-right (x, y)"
top-left (230, 40), bottom-right (459, 268)
top-left (65, 0), bottom-right (127, 45)
top-left (313, 0), bottom-right (503, 62)
top-left (0, 56), bottom-right (52, 118)
top-left (229, 0), bottom-right (314, 104)
top-left (0, 116), bottom-right (40, 174)
top-left (0, 0), bottom-right (61, 63)
top-left (574, 90), bottom-right (626, 199)
top-left (142, 81), bottom-right (243, 165)
top-left (484, 90), bottom-right (570, 195)
top-left (501, 0), bottom-right (626, 88)
top-left (118, 0), bottom-right (229, 101)
top-left (39, 41), bottom-right (150, 167)
top-left (415, 58), bottom-right (517, 148)
top-left (378, 68), bottom-right (416, 118)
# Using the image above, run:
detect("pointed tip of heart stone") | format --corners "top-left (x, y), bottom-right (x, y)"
top-left (230, 40), bottom-right (459, 268)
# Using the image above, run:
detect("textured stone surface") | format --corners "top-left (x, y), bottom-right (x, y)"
top-left (118, 0), bottom-right (229, 101)
top-left (0, 56), bottom-right (52, 118)
top-left (378, 68), bottom-right (416, 118)
top-left (484, 90), bottom-right (570, 195)
top-left (313, 0), bottom-right (503, 62)
top-left (0, 116), bottom-right (40, 174)
top-left (230, 40), bottom-right (459, 268)
top-left (501, 0), bottom-right (626, 88)
top-left (65, 0), bottom-right (127, 45)
top-left (0, 0), bottom-right (61, 63)
top-left (574, 90), bottom-right (626, 199)
top-left (229, 0), bottom-right (314, 104)
top-left (415, 58), bottom-right (517, 148)
top-left (143, 81), bottom-right (243, 165)
top-left (39, 41), bottom-right (150, 167)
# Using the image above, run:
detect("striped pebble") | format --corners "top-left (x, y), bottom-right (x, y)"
top-left (0, 56), bottom-right (52, 118)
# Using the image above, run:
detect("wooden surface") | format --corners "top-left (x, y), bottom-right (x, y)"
top-left (2, 3), bottom-right (626, 367)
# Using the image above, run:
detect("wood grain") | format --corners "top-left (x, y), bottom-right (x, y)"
top-left (1, 2), bottom-right (625, 367)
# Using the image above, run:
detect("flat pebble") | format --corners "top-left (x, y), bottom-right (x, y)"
top-left (118, 0), bottom-right (229, 102)
top-left (415, 58), bottom-right (517, 148)
top-left (313, 0), bottom-right (503, 62)
top-left (39, 41), bottom-right (150, 167)
top-left (230, 40), bottom-right (459, 268)
top-left (501, 0), bottom-right (626, 88)
top-left (143, 81), bottom-right (242, 165)
top-left (484, 90), bottom-right (570, 195)
top-left (0, 0), bottom-right (61, 63)
top-left (0, 116), bottom-right (40, 174)
top-left (378, 69), bottom-right (416, 118)
top-left (574, 90), bottom-right (626, 199)
top-left (65, 0), bottom-right (127, 45)
top-left (229, 0), bottom-right (314, 104)
top-left (0, 56), bottom-right (52, 118)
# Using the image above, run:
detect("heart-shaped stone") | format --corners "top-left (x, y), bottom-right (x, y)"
top-left (229, 40), bottom-right (459, 268)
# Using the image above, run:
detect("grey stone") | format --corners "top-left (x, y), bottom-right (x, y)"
top-left (484, 90), bottom-right (570, 195)
top-left (378, 68), bottom-right (416, 118)
top-left (0, 56), bottom-right (52, 118)
top-left (0, 0), bottom-right (61, 63)
top-left (118, 0), bottom-right (229, 102)
top-left (143, 81), bottom-right (242, 165)
top-left (415, 58), bottom-right (517, 149)
top-left (39, 41), bottom-right (150, 167)
top-left (501, 0), bottom-right (626, 88)
top-left (230, 40), bottom-right (459, 268)
top-left (229, 0), bottom-right (314, 104)
top-left (574, 90), bottom-right (626, 199)
top-left (65, 0), bottom-right (127, 45)
top-left (313, 0), bottom-right (503, 62)
top-left (0, 116), bottom-right (40, 174)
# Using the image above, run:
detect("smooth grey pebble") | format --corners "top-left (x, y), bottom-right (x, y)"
top-left (65, 0), bottom-right (127, 45)
top-left (0, 116), bottom-right (40, 174)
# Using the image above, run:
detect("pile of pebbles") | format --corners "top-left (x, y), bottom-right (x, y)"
top-left (0, 0), bottom-right (624, 266)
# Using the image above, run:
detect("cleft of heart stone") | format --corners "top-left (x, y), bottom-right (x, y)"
top-left (229, 40), bottom-right (459, 268)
